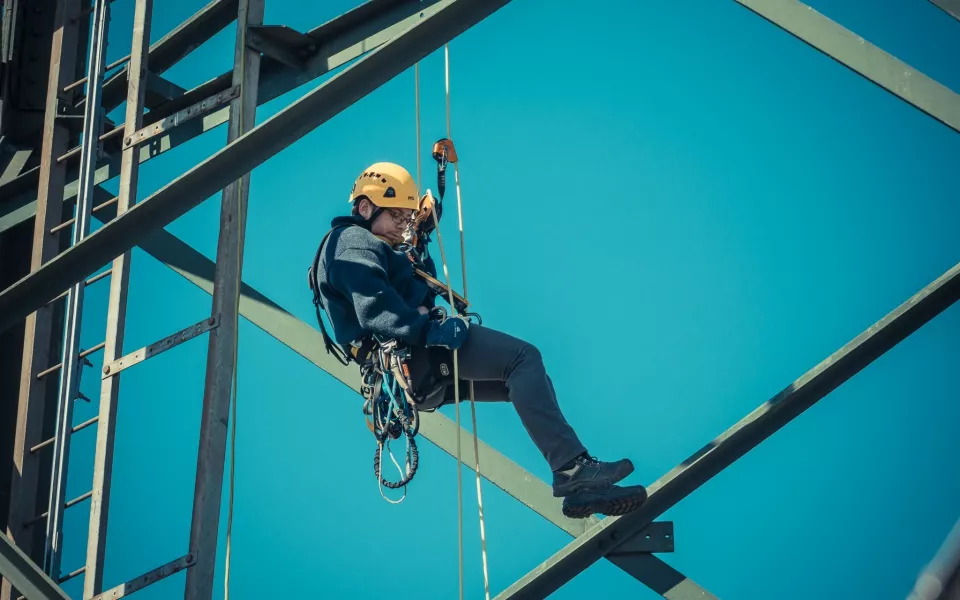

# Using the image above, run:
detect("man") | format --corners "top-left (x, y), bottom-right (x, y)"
top-left (309, 161), bottom-right (648, 518)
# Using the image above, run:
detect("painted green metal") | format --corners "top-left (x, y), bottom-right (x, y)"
top-left (493, 261), bottom-right (960, 599)
top-left (734, 0), bottom-right (960, 134)
top-left (0, 530), bottom-right (69, 600)
top-left (930, 0), bottom-right (960, 22)
top-left (108, 218), bottom-right (717, 600)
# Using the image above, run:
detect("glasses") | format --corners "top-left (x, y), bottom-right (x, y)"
top-left (385, 208), bottom-right (416, 226)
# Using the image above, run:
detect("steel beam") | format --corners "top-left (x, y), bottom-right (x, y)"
top-left (494, 262), bottom-right (960, 599)
top-left (115, 223), bottom-right (717, 600)
top-left (84, 0), bottom-right (153, 595)
top-left (1, 1), bottom-right (82, 598)
top-left (184, 0), bottom-right (262, 596)
top-left (930, 0), bottom-right (960, 22)
top-left (0, 0), bottom-right (511, 333)
top-left (0, 531), bottom-right (69, 600)
top-left (734, 0), bottom-right (960, 134)
top-left (0, 0), bottom-right (446, 225)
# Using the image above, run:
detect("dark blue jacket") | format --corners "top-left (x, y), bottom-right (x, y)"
top-left (314, 215), bottom-right (437, 348)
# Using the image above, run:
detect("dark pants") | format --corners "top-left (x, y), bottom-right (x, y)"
top-left (409, 324), bottom-right (587, 471)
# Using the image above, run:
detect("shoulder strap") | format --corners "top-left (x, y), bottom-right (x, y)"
top-left (308, 225), bottom-right (352, 366)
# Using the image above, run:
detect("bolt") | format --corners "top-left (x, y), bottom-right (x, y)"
top-left (208, 317), bottom-right (216, 326)
top-left (103, 365), bottom-right (110, 374)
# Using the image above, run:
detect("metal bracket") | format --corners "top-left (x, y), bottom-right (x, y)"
top-left (102, 316), bottom-right (218, 377)
top-left (123, 86), bottom-right (240, 149)
top-left (246, 25), bottom-right (318, 70)
top-left (89, 553), bottom-right (196, 600)
top-left (608, 521), bottom-right (675, 555)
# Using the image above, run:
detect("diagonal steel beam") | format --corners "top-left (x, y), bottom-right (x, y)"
top-left (0, 0), bottom-right (512, 335)
top-left (0, 531), bottom-right (69, 600)
top-left (929, 0), bottom-right (960, 22)
top-left (100, 215), bottom-right (716, 599)
top-left (494, 261), bottom-right (960, 599)
top-left (733, 0), bottom-right (960, 134)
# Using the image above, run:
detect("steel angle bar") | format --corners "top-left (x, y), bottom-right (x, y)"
top-left (85, 1), bottom-right (154, 592)
top-left (89, 553), bottom-right (195, 600)
top-left (102, 316), bottom-right (217, 377)
top-left (119, 225), bottom-right (717, 600)
top-left (123, 86), bottom-right (240, 149)
top-left (734, 0), bottom-right (960, 134)
top-left (184, 0), bottom-right (263, 592)
top-left (0, 531), bottom-right (70, 600)
top-left (0, 0), bottom-right (511, 334)
top-left (929, 0), bottom-right (960, 22)
top-left (494, 261), bottom-right (960, 600)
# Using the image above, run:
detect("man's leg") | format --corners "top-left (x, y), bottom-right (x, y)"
top-left (450, 326), bottom-right (586, 472)
top-left (435, 325), bottom-right (639, 496)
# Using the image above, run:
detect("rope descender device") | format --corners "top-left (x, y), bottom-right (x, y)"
top-left (431, 137), bottom-right (458, 202)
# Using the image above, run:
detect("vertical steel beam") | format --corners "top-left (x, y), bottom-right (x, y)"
top-left (1, 1), bottom-right (81, 598)
top-left (43, 0), bottom-right (110, 580)
top-left (184, 1), bottom-right (263, 598)
top-left (83, 1), bottom-right (153, 596)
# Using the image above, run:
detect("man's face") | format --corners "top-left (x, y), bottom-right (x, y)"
top-left (361, 200), bottom-right (415, 244)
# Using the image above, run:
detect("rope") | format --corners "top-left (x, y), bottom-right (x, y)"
top-left (427, 171), bottom-right (464, 600)
top-left (446, 42), bottom-right (491, 598)
top-left (415, 62), bottom-right (422, 195)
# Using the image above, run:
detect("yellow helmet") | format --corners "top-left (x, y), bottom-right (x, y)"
top-left (349, 162), bottom-right (419, 211)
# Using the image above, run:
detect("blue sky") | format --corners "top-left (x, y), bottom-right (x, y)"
top-left (51, 0), bottom-right (960, 599)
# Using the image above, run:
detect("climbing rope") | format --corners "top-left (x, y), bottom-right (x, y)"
top-left (445, 42), bottom-right (492, 600)
top-left (414, 43), bottom-right (491, 600)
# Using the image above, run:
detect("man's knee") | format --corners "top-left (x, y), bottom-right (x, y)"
top-left (519, 340), bottom-right (542, 365)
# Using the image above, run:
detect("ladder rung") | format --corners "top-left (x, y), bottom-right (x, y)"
top-left (24, 490), bottom-right (92, 527)
top-left (31, 416), bottom-right (99, 453)
top-left (57, 126), bottom-right (125, 164)
top-left (64, 54), bottom-right (131, 93)
top-left (59, 565), bottom-right (86, 583)
top-left (90, 553), bottom-right (195, 600)
top-left (50, 195), bottom-right (119, 234)
top-left (103, 316), bottom-right (218, 377)
top-left (37, 341), bottom-right (106, 379)
top-left (47, 270), bottom-right (113, 305)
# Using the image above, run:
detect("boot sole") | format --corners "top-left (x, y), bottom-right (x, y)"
top-left (561, 484), bottom-right (648, 520)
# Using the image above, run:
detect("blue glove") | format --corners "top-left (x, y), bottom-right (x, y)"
top-left (425, 316), bottom-right (470, 350)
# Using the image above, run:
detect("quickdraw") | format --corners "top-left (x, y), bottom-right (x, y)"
top-left (359, 308), bottom-right (458, 502)
top-left (361, 342), bottom-right (421, 500)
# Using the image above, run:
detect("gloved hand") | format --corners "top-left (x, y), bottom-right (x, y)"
top-left (425, 316), bottom-right (470, 350)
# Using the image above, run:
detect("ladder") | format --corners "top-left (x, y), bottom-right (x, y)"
top-left (2, 0), bottom-right (263, 598)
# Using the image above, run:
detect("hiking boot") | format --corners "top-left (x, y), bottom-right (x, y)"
top-left (562, 484), bottom-right (648, 519)
top-left (552, 454), bottom-right (634, 498)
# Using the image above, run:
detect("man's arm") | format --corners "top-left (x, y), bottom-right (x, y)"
top-left (331, 246), bottom-right (430, 345)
